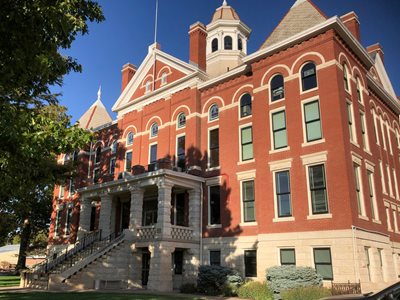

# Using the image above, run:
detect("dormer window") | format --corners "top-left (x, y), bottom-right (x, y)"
top-left (271, 74), bottom-right (284, 101)
top-left (238, 38), bottom-right (243, 51)
top-left (224, 36), bottom-right (232, 50)
top-left (151, 123), bottom-right (158, 138)
top-left (209, 104), bottom-right (219, 121)
top-left (212, 38), bottom-right (218, 53)
top-left (240, 93), bottom-right (252, 118)
top-left (301, 62), bottom-right (317, 91)
top-left (145, 80), bottom-right (152, 93)
top-left (126, 131), bottom-right (134, 145)
top-left (177, 113), bottom-right (186, 128)
top-left (161, 72), bottom-right (167, 85)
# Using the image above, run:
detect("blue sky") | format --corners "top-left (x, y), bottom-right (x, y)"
top-left (53, 0), bottom-right (400, 123)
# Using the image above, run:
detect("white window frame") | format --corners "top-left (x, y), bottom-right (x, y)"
top-left (93, 167), bottom-right (100, 183)
top-left (379, 160), bottom-right (387, 195)
top-left (380, 117), bottom-right (387, 150)
top-left (58, 184), bottom-right (65, 199)
top-left (54, 209), bottom-right (62, 237)
top-left (396, 129), bottom-right (400, 150)
top-left (360, 111), bottom-right (370, 153)
top-left (366, 162), bottom-right (380, 223)
top-left (64, 205), bottom-right (73, 236)
top-left (354, 162), bottom-right (367, 219)
top-left (347, 100), bottom-right (358, 146)
top-left (207, 125), bottom-right (220, 170)
top-left (124, 150), bottom-right (132, 172)
top-left (269, 73), bottom-right (285, 104)
top-left (385, 202), bottom-right (393, 232)
top-left (207, 185), bottom-right (221, 228)
top-left (176, 133), bottom-right (185, 168)
top-left (177, 113), bottom-right (186, 129)
top-left (160, 72), bottom-right (168, 86)
top-left (238, 122), bottom-right (254, 164)
top-left (301, 97), bottom-right (325, 147)
top-left (372, 110), bottom-right (380, 145)
top-left (239, 172), bottom-right (257, 226)
top-left (238, 93), bottom-right (253, 120)
top-left (208, 104), bottom-right (219, 122)
top-left (150, 123), bottom-right (158, 138)
top-left (393, 168), bottom-right (399, 200)
top-left (148, 142), bottom-right (158, 164)
top-left (343, 63), bottom-right (351, 94)
top-left (145, 80), bottom-right (152, 93)
top-left (109, 157), bottom-right (116, 175)
top-left (126, 132), bottom-right (134, 146)
top-left (111, 140), bottom-right (118, 154)
top-left (299, 61), bottom-right (318, 94)
top-left (386, 122), bottom-right (393, 155)
top-left (356, 76), bottom-right (364, 104)
top-left (387, 164), bottom-right (394, 198)
top-left (269, 107), bottom-right (289, 153)
top-left (279, 247), bottom-right (296, 266)
top-left (392, 205), bottom-right (399, 233)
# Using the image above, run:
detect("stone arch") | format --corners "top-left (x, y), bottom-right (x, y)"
top-left (260, 64), bottom-right (291, 87)
top-left (291, 51), bottom-right (326, 74)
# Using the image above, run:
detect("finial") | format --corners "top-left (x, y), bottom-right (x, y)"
top-left (222, 0), bottom-right (228, 6)
top-left (97, 85), bottom-right (101, 102)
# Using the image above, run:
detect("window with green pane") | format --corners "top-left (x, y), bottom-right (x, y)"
top-left (241, 126), bottom-right (253, 161)
top-left (272, 110), bottom-right (287, 149)
top-left (313, 248), bottom-right (333, 280)
top-left (304, 100), bottom-right (322, 142)
top-left (280, 248), bottom-right (296, 265)
top-left (354, 164), bottom-right (363, 215)
top-left (309, 164), bottom-right (328, 214)
top-left (275, 170), bottom-right (291, 217)
top-left (242, 180), bottom-right (255, 222)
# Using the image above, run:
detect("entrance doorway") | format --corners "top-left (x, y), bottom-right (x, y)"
top-left (141, 250), bottom-right (151, 286)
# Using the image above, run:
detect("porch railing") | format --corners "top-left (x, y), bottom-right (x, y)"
top-left (137, 226), bottom-right (157, 240)
top-left (331, 281), bottom-right (361, 295)
top-left (171, 225), bottom-right (193, 240)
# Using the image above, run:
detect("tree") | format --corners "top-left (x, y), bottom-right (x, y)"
top-left (0, 0), bottom-right (104, 271)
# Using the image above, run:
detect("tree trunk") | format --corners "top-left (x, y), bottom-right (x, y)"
top-left (16, 218), bottom-right (31, 272)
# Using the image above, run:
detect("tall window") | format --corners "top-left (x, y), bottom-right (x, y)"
top-left (95, 146), bottom-right (101, 163)
top-left (177, 136), bottom-right (185, 170)
top-left (110, 157), bottom-right (116, 175)
top-left (242, 180), bottom-right (255, 222)
top-left (161, 72), bottom-right (167, 85)
top-left (65, 207), bottom-right (73, 235)
top-left (380, 161), bottom-right (387, 194)
top-left (127, 132), bottom-right (134, 145)
top-left (356, 77), bottom-right (362, 102)
top-left (125, 151), bottom-right (132, 172)
top-left (145, 80), bottom-right (152, 93)
top-left (304, 100), bottom-right (322, 142)
top-left (69, 179), bottom-right (75, 197)
top-left (209, 186), bottom-right (221, 225)
top-left (150, 123), bottom-right (158, 137)
top-left (275, 171), bottom-right (291, 217)
top-left (244, 250), bottom-right (257, 277)
top-left (393, 168), bottom-right (400, 200)
top-left (301, 62), bottom-right (317, 91)
top-left (354, 164), bottom-right (365, 216)
top-left (280, 249), bottom-right (296, 265)
top-left (209, 104), bottom-right (219, 121)
top-left (271, 74), bottom-right (284, 101)
top-left (55, 209), bottom-right (62, 236)
top-left (111, 140), bottom-right (118, 154)
top-left (347, 102), bottom-right (355, 142)
top-left (360, 112), bottom-right (369, 151)
top-left (93, 168), bottom-right (100, 183)
top-left (240, 93), bottom-right (252, 118)
top-left (59, 185), bottom-right (65, 199)
top-left (150, 144), bottom-right (157, 164)
top-left (211, 38), bottom-right (218, 52)
top-left (224, 36), bottom-right (232, 50)
top-left (210, 250), bottom-right (221, 266)
top-left (238, 38), bottom-right (243, 51)
top-left (241, 126), bottom-right (253, 161)
top-left (314, 248), bottom-right (333, 280)
top-left (272, 110), bottom-right (287, 149)
top-left (177, 113), bottom-right (186, 128)
top-left (367, 170), bottom-right (378, 220)
top-left (309, 164), bottom-right (328, 214)
top-left (343, 63), bottom-right (350, 91)
top-left (209, 128), bottom-right (219, 168)
top-left (386, 206), bottom-right (393, 231)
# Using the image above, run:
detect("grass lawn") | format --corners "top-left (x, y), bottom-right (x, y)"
top-left (0, 292), bottom-right (206, 300)
top-left (0, 276), bottom-right (20, 287)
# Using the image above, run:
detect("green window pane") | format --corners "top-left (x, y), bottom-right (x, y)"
top-left (315, 249), bottom-right (331, 263)
top-left (242, 144), bottom-right (253, 161)
top-left (312, 190), bottom-right (328, 213)
top-left (281, 249), bottom-right (295, 265)
top-left (244, 201), bottom-right (255, 221)
top-left (316, 264), bottom-right (333, 280)
top-left (274, 130), bottom-right (287, 149)
top-left (306, 121), bottom-right (322, 141)
top-left (243, 181), bottom-right (254, 200)
top-left (309, 165), bottom-right (325, 189)
top-left (241, 127), bottom-right (252, 144)
top-left (273, 111), bottom-right (286, 130)
top-left (305, 101), bottom-right (320, 122)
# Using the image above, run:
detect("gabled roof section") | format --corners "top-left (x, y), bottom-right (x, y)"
top-left (78, 87), bottom-right (113, 130)
top-left (260, 0), bottom-right (327, 49)
top-left (112, 43), bottom-right (202, 114)
top-left (371, 50), bottom-right (397, 99)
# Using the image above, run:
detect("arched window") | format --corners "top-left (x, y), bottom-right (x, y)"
top-left (111, 140), bottom-right (118, 154)
top-left (240, 93), bottom-right (252, 118)
top-left (209, 104), bottom-right (219, 121)
top-left (151, 123), bottom-right (158, 137)
top-left (126, 131), bottom-right (134, 145)
top-left (270, 74), bottom-right (284, 101)
top-left (161, 72), bottom-right (167, 85)
top-left (145, 80), bottom-right (152, 93)
top-left (301, 62), bottom-right (317, 91)
top-left (224, 36), bottom-right (232, 50)
top-left (356, 76), bottom-right (362, 102)
top-left (177, 113), bottom-right (186, 128)
top-left (238, 38), bottom-right (243, 51)
top-left (212, 38), bottom-right (218, 53)
top-left (343, 63), bottom-right (349, 91)
top-left (95, 146), bottom-right (101, 163)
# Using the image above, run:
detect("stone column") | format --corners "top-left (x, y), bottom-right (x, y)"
top-left (98, 193), bottom-right (113, 239)
top-left (183, 248), bottom-right (200, 284)
top-left (156, 180), bottom-right (173, 239)
top-left (188, 188), bottom-right (201, 240)
top-left (77, 195), bottom-right (91, 240)
top-left (129, 186), bottom-right (144, 238)
top-left (128, 244), bottom-right (142, 289)
top-left (147, 242), bottom-right (174, 292)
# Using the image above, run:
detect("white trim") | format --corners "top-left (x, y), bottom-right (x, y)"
top-left (208, 125), bottom-right (219, 169)
top-left (366, 167), bottom-right (379, 222)
top-left (300, 97), bottom-right (324, 146)
top-left (269, 106), bottom-right (288, 151)
top-left (379, 116), bottom-right (387, 150)
top-left (346, 100), bottom-right (358, 145)
top-left (387, 164), bottom-right (394, 198)
top-left (240, 179), bottom-right (256, 224)
top-left (272, 167), bottom-right (293, 221)
top-left (300, 151), bottom-right (328, 165)
top-left (236, 169), bottom-right (256, 181)
top-left (269, 158), bottom-right (293, 172)
top-left (205, 176), bottom-right (222, 186)
top-left (360, 111), bottom-right (370, 153)
top-left (353, 162), bottom-right (367, 218)
top-left (393, 168), bottom-right (400, 200)
top-left (175, 133), bottom-right (186, 167)
top-left (268, 73), bottom-right (286, 104)
top-left (109, 157), bottom-right (116, 175)
top-left (386, 121), bottom-right (393, 155)
top-left (299, 61), bottom-right (318, 94)
top-left (238, 122), bottom-right (253, 163)
top-left (124, 150), bottom-right (132, 172)
top-left (379, 160), bottom-right (387, 195)
top-left (208, 185), bottom-right (221, 226)
top-left (148, 142), bottom-right (158, 164)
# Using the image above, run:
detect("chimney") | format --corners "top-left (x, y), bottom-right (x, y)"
top-left (121, 63), bottom-right (137, 92)
top-left (189, 22), bottom-right (207, 71)
top-left (367, 43), bottom-right (384, 64)
top-left (341, 12), bottom-right (361, 42)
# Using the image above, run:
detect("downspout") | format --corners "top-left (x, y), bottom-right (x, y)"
top-left (199, 182), bottom-right (203, 265)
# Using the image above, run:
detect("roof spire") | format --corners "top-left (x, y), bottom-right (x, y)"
top-left (97, 85), bottom-right (101, 102)
top-left (222, 0), bottom-right (227, 6)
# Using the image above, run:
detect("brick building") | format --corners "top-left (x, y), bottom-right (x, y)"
top-left (45, 0), bottom-right (400, 292)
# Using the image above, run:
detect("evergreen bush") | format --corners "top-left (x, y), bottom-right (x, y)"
top-left (281, 286), bottom-right (331, 300)
top-left (266, 265), bottom-right (323, 294)
top-left (237, 281), bottom-right (274, 300)
top-left (180, 282), bottom-right (197, 294)
top-left (197, 265), bottom-right (243, 295)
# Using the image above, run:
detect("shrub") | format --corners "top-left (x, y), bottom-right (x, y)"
top-left (180, 282), bottom-right (197, 294)
top-left (281, 286), bottom-right (331, 300)
top-left (197, 265), bottom-right (243, 295)
top-left (237, 281), bottom-right (274, 300)
top-left (266, 266), bottom-right (323, 294)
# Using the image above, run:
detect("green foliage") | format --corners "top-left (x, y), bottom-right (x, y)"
top-left (237, 281), bottom-right (274, 300)
top-left (0, 276), bottom-right (20, 287)
top-left (180, 282), bottom-right (197, 294)
top-left (197, 265), bottom-right (243, 296)
top-left (281, 286), bottom-right (331, 300)
top-left (266, 266), bottom-right (323, 294)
